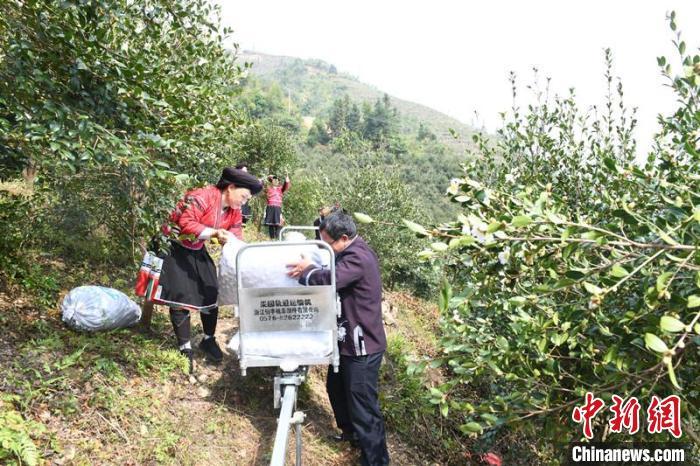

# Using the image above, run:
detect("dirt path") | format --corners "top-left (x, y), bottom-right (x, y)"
top-left (0, 288), bottom-right (439, 465)
top-left (158, 314), bottom-right (430, 465)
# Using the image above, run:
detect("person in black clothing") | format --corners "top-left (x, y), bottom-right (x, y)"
top-left (156, 168), bottom-right (263, 366)
top-left (313, 206), bottom-right (331, 240)
top-left (235, 163), bottom-right (254, 224)
top-left (287, 211), bottom-right (389, 466)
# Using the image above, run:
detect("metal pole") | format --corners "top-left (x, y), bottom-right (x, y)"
top-left (295, 421), bottom-right (302, 466)
top-left (270, 385), bottom-right (297, 466)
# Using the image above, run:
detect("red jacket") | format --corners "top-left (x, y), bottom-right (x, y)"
top-left (266, 179), bottom-right (290, 206)
top-left (162, 185), bottom-right (242, 250)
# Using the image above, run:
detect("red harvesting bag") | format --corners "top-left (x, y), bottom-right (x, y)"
top-left (147, 256), bottom-right (164, 302)
top-left (134, 252), bottom-right (153, 297)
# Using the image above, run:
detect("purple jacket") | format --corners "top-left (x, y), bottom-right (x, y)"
top-left (299, 236), bottom-right (386, 357)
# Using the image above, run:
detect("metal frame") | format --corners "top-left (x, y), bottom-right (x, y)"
top-left (279, 225), bottom-right (319, 241)
top-left (270, 370), bottom-right (307, 466)
top-left (235, 240), bottom-right (340, 376)
top-left (234, 237), bottom-right (341, 466)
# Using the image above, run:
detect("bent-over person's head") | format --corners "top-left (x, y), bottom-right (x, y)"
top-left (320, 210), bottom-right (357, 254)
top-left (217, 167), bottom-right (263, 209)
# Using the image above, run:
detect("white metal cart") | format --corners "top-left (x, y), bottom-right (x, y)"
top-left (233, 239), bottom-right (340, 466)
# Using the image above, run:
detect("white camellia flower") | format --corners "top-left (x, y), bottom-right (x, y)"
top-left (482, 189), bottom-right (490, 205)
top-left (498, 247), bottom-right (511, 265)
top-left (446, 179), bottom-right (460, 195)
top-left (471, 227), bottom-right (486, 244)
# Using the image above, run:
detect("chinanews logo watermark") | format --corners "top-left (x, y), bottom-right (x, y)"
top-left (564, 392), bottom-right (696, 465)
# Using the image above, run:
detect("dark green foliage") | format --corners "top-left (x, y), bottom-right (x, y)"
top-left (328, 95), bottom-right (362, 137)
top-left (313, 158), bottom-right (439, 296)
top-left (0, 189), bottom-right (31, 280)
top-left (363, 94), bottom-right (400, 150)
top-left (282, 176), bottom-right (326, 227)
top-left (241, 54), bottom-right (474, 223)
top-left (417, 122), bottom-right (437, 142)
top-left (381, 335), bottom-right (467, 463)
top-left (301, 93), bottom-right (462, 222)
top-left (305, 118), bottom-right (330, 146)
top-left (411, 21), bottom-right (700, 453)
top-left (233, 123), bottom-right (298, 177)
top-left (329, 129), bottom-right (370, 154)
top-left (0, 0), bottom-right (249, 265)
top-left (316, 93), bottom-right (404, 153)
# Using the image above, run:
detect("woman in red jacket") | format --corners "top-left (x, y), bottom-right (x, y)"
top-left (263, 174), bottom-right (290, 239)
top-left (156, 167), bottom-right (262, 363)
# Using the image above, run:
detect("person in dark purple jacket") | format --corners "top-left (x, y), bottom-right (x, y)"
top-left (287, 210), bottom-right (389, 466)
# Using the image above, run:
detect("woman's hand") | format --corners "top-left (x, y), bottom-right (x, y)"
top-left (212, 229), bottom-right (231, 245)
top-left (286, 254), bottom-right (312, 278)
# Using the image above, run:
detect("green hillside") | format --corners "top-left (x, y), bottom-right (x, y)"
top-left (235, 51), bottom-right (478, 223)
top-left (240, 51), bottom-right (476, 154)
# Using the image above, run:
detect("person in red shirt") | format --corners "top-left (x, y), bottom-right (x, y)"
top-left (263, 174), bottom-right (290, 239)
top-left (155, 167), bottom-right (262, 363)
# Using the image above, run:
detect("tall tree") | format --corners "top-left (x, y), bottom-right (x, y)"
top-left (347, 101), bottom-right (362, 133)
top-left (363, 93), bottom-right (398, 148)
top-left (328, 95), bottom-right (350, 138)
top-left (0, 0), bottom-right (250, 259)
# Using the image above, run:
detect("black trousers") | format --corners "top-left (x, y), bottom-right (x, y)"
top-left (268, 225), bottom-right (280, 239)
top-left (169, 307), bottom-right (218, 346)
top-left (327, 352), bottom-right (390, 466)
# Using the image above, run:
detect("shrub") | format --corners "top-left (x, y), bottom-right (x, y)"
top-left (0, 0), bottom-right (250, 263)
top-left (412, 16), bottom-right (700, 452)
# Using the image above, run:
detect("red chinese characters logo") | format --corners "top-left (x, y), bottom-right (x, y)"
top-left (572, 392), bottom-right (605, 439)
top-left (647, 395), bottom-right (682, 438)
top-left (609, 395), bottom-right (641, 435)
top-left (573, 393), bottom-right (682, 439)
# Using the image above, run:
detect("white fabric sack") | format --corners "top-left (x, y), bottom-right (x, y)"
top-left (283, 231), bottom-right (332, 270)
top-left (61, 286), bottom-right (141, 332)
top-left (217, 237), bottom-right (247, 307)
top-left (282, 231), bottom-right (307, 242)
top-left (228, 330), bottom-right (333, 359)
top-left (218, 237), bottom-right (332, 307)
top-left (238, 244), bottom-right (331, 289)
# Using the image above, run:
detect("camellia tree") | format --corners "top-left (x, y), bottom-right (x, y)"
top-left (0, 0), bottom-right (250, 262)
top-left (317, 154), bottom-right (438, 295)
top-left (402, 14), bottom-right (699, 451)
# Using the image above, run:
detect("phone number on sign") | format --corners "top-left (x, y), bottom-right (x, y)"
top-left (258, 314), bottom-right (317, 322)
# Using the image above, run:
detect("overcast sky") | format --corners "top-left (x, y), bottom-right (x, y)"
top-left (215, 1), bottom-right (700, 154)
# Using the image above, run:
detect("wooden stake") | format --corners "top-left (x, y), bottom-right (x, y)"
top-left (140, 300), bottom-right (154, 330)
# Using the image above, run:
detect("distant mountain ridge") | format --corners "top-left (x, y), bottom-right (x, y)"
top-left (239, 51), bottom-right (475, 153)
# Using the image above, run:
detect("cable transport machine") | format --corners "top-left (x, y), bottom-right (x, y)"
top-left (232, 238), bottom-right (340, 466)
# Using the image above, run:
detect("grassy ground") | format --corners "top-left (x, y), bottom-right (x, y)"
top-left (0, 249), bottom-right (471, 465)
